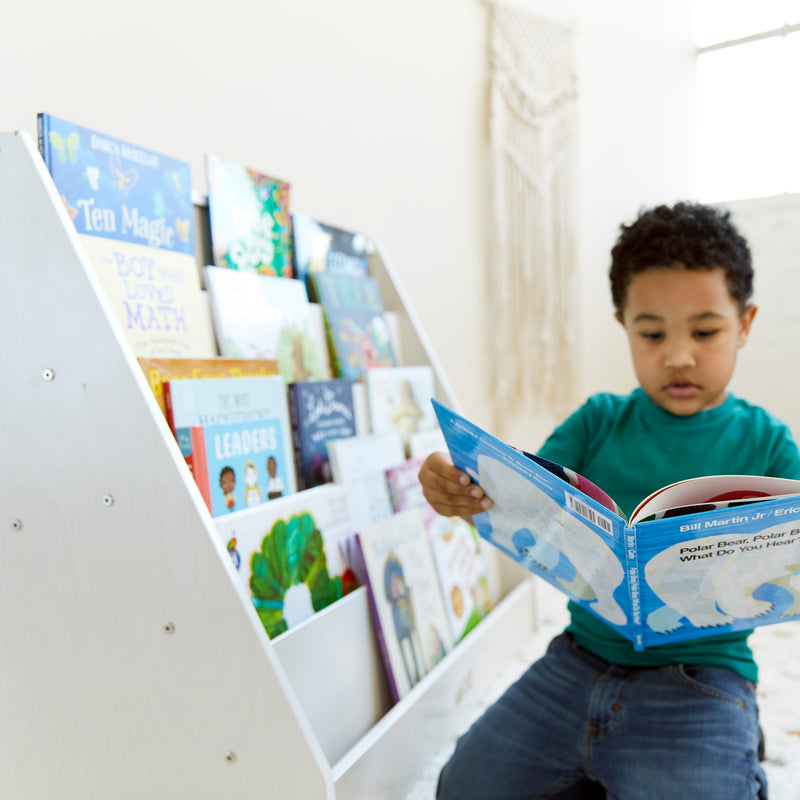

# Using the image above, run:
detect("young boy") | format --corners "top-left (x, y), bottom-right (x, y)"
top-left (419, 202), bottom-right (800, 799)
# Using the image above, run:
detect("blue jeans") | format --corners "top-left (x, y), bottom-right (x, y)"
top-left (437, 633), bottom-right (766, 800)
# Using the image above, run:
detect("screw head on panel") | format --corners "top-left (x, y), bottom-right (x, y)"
top-left (102, 494), bottom-right (114, 507)
top-left (224, 751), bottom-right (237, 765)
top-left (163, 622), bottom-right (175, 635)
top-left (10, 519), bottom-right (22, 531)
top-left (42, 369), bottom-right (55, 381)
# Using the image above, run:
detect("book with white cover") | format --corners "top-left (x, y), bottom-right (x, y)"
top-left (327, 431), bottom-right (405, 533)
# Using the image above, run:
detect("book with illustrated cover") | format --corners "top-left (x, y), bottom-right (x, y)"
top-left (365, 366), bottom-right (437, 456)
top-left (205, 152), bottom-right (292, 277)
top-left (356, 506), bottom-right (454, 702)
top-left (327, 431), bottom-right (406, 534)
top-left (164, 374), bottom-right (290, 478)
top-left (433, 399), bottom-right (800, 651)
top-left (37, 112), bottom-right (217, 359)
top-left (310, 273), bottom-right (397, 382)
top-left (204, 266), bottom-right (325, 385)
top-left (214, 484), bottom-right (359, 639)
top-left (189, 414), bottom-right (296, 517)
top-left (386, 458), bottom-right (492, 642)
top-left (138, 356), bottom-right (279, 420)
top-left (291, 213), bottom-right (370, 294)
top-left (287, 380), bottom-right (357, 491)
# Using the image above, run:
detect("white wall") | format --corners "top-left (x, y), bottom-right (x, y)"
top-left (1, 0), bottom-right (697, 443)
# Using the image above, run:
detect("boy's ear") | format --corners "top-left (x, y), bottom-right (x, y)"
top-left (738, 304), bottom-right (758, 346)
top-left (614, 311), bottom-right (624, 326)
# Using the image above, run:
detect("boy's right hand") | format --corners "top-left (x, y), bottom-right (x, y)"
top-left (417, 451), bottom-right (493, 523)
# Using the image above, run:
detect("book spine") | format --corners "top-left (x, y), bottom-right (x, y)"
top-left (354, 534), bottom-right (402, 704)
top-left (625, 524), bottom-right (644, 651)
top-left (190, 426), bottom-right (213, 515)
top-left (36, 113), bottom-right (49, 166)
top-left (287, 384), bottom-right (308, 491)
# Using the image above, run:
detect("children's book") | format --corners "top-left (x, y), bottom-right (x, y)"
top-left (205, 153), bottom-right (292, 277)
top-left (164, 374), bottom-right (291, 477)
top-left (386, 458), bottom-right (493, 643)
top-left (287, 380), bottom-right (357, 491)
top-left (204, 266), bottom-right (325, 385)
top-left (310, 273), bottom-right (397, 382)
top-left (138, 356), bottom-right (279, 420)
top-left (356, 506), bottom-right (454, 702)
top-left (291, 213), bottom-right (370, 293)
top-left (214, 484), bottom-right (359, 639)
top-left (327, 431), bottom-right (406, 534)
top-left (432, 399), bottom-right (800, 651)
top-left (37, 113), bottom-right (217, 358)
top-left (409, 428), bottom-right (448, 460)
top-left (365, 366), bottom-right (437, 456)
top-left (189, 412), bottom-right (297, 517)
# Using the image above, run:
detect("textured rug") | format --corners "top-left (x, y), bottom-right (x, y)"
top-left (404, 581), bottom-right (800, 800)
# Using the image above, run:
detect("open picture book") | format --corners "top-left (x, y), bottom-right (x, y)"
top-left (432, 399), bottom-right (800, 650)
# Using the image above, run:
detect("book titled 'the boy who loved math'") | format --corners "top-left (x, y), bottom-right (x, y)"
top-left (37, 112), bottom-right (217, 359)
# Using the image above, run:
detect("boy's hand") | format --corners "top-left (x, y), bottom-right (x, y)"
top-left (418, 451), bottom-right (493, 523)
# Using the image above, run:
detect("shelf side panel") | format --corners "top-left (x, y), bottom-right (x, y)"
top-left (0, 131), bottom-right (331, 800)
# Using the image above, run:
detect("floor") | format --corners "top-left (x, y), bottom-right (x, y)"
top-left (405, 581), bottom-right (800, 800)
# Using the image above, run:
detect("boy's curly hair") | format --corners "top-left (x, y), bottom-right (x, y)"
top-left (609, 202), bottom-right (753, 315)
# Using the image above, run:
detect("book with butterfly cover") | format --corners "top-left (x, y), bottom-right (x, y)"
top-left (386, 458), bottom-right (493, 643)
top-left (356, 506), bottom-right (454, 703)
top-left (214, 483), bottom-right (360, 639)
top-left (37, 112), bottom-right (217, 358)
top-left (433, 398), bottom-right (800, 651)
top-left (205, 152), bottom-right (293, 278)
top-left (287, 379), bottom-right (357, 491)
top-left (291, 213), bottom-right (371, 295)
top-left (138, 356), bottom-right (279, 421)
top-left (204, 266), bottom-right (326, 386)
top-left (310, 273), bottom-right (397, 382)
top-left (164, 374), bottom-right (290, 479)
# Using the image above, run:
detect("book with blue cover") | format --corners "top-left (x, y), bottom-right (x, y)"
top-left (433, 399), bottom-right (800, 650)
top-left (37, 112), bottom-right (217, 358)
top-left (310, 273), bottom-right (397, 382)
top-left (287, 379), bottom-right (357, 491)
top-left (164, 373), bottom-right (291, 477)
top-left (205, 153), bottom-right (293, 278)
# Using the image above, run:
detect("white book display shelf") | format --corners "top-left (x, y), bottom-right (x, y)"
top-left (0, 131), bottom-right (537, 799)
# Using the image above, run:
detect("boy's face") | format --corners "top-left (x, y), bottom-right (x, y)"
top-left (617, 267), bottom-right (757, 417)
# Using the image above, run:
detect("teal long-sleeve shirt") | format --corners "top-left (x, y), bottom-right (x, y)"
top-left (536, 388), bottom-right (800, 681)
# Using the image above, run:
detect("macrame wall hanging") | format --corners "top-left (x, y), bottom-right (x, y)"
top-left (488, 3), bottom-right (578, 438)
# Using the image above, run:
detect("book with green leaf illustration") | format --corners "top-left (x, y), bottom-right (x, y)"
top-left (433, 399), bottom-right (800, 651)
top-left (214, 484), bottom-right (359, 639)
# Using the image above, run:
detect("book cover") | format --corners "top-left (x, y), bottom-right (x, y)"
top-left (291, 213), bottom-right (370, 294)
top-left (214, 484), bottom-right (359, 639)
top-left (189, 413), bottom-right (297, 517)
top-left (356, 506), bottom-right (454, 702)
top-left (365, 366), bottom-right (437, 456)
top-left (164, 374), bottom-right (291, 479)
top-left (205, 152), bottom-right (292, 277)
top-left (138, 356), bottom-right (279, 420)
top-left (37, 112), bottom-right (217, 358)
top-left (433, 398), bottom-right (800, 651)
top-left (204, 266), bottom-right (325, 385)
top-left (287, 380), bottom-right (357, 491)
top-left (327, 431), bottom-right (406, 534)
top-left (310, 273), bottom-right (397, 382)
top-left (386, 458), bottom-right (492, 642)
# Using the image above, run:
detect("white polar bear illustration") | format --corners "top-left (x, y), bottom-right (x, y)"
top-left (644, 522), bottom-right (800, 634)
top-left (473, 454), bottom-right (627, 626)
